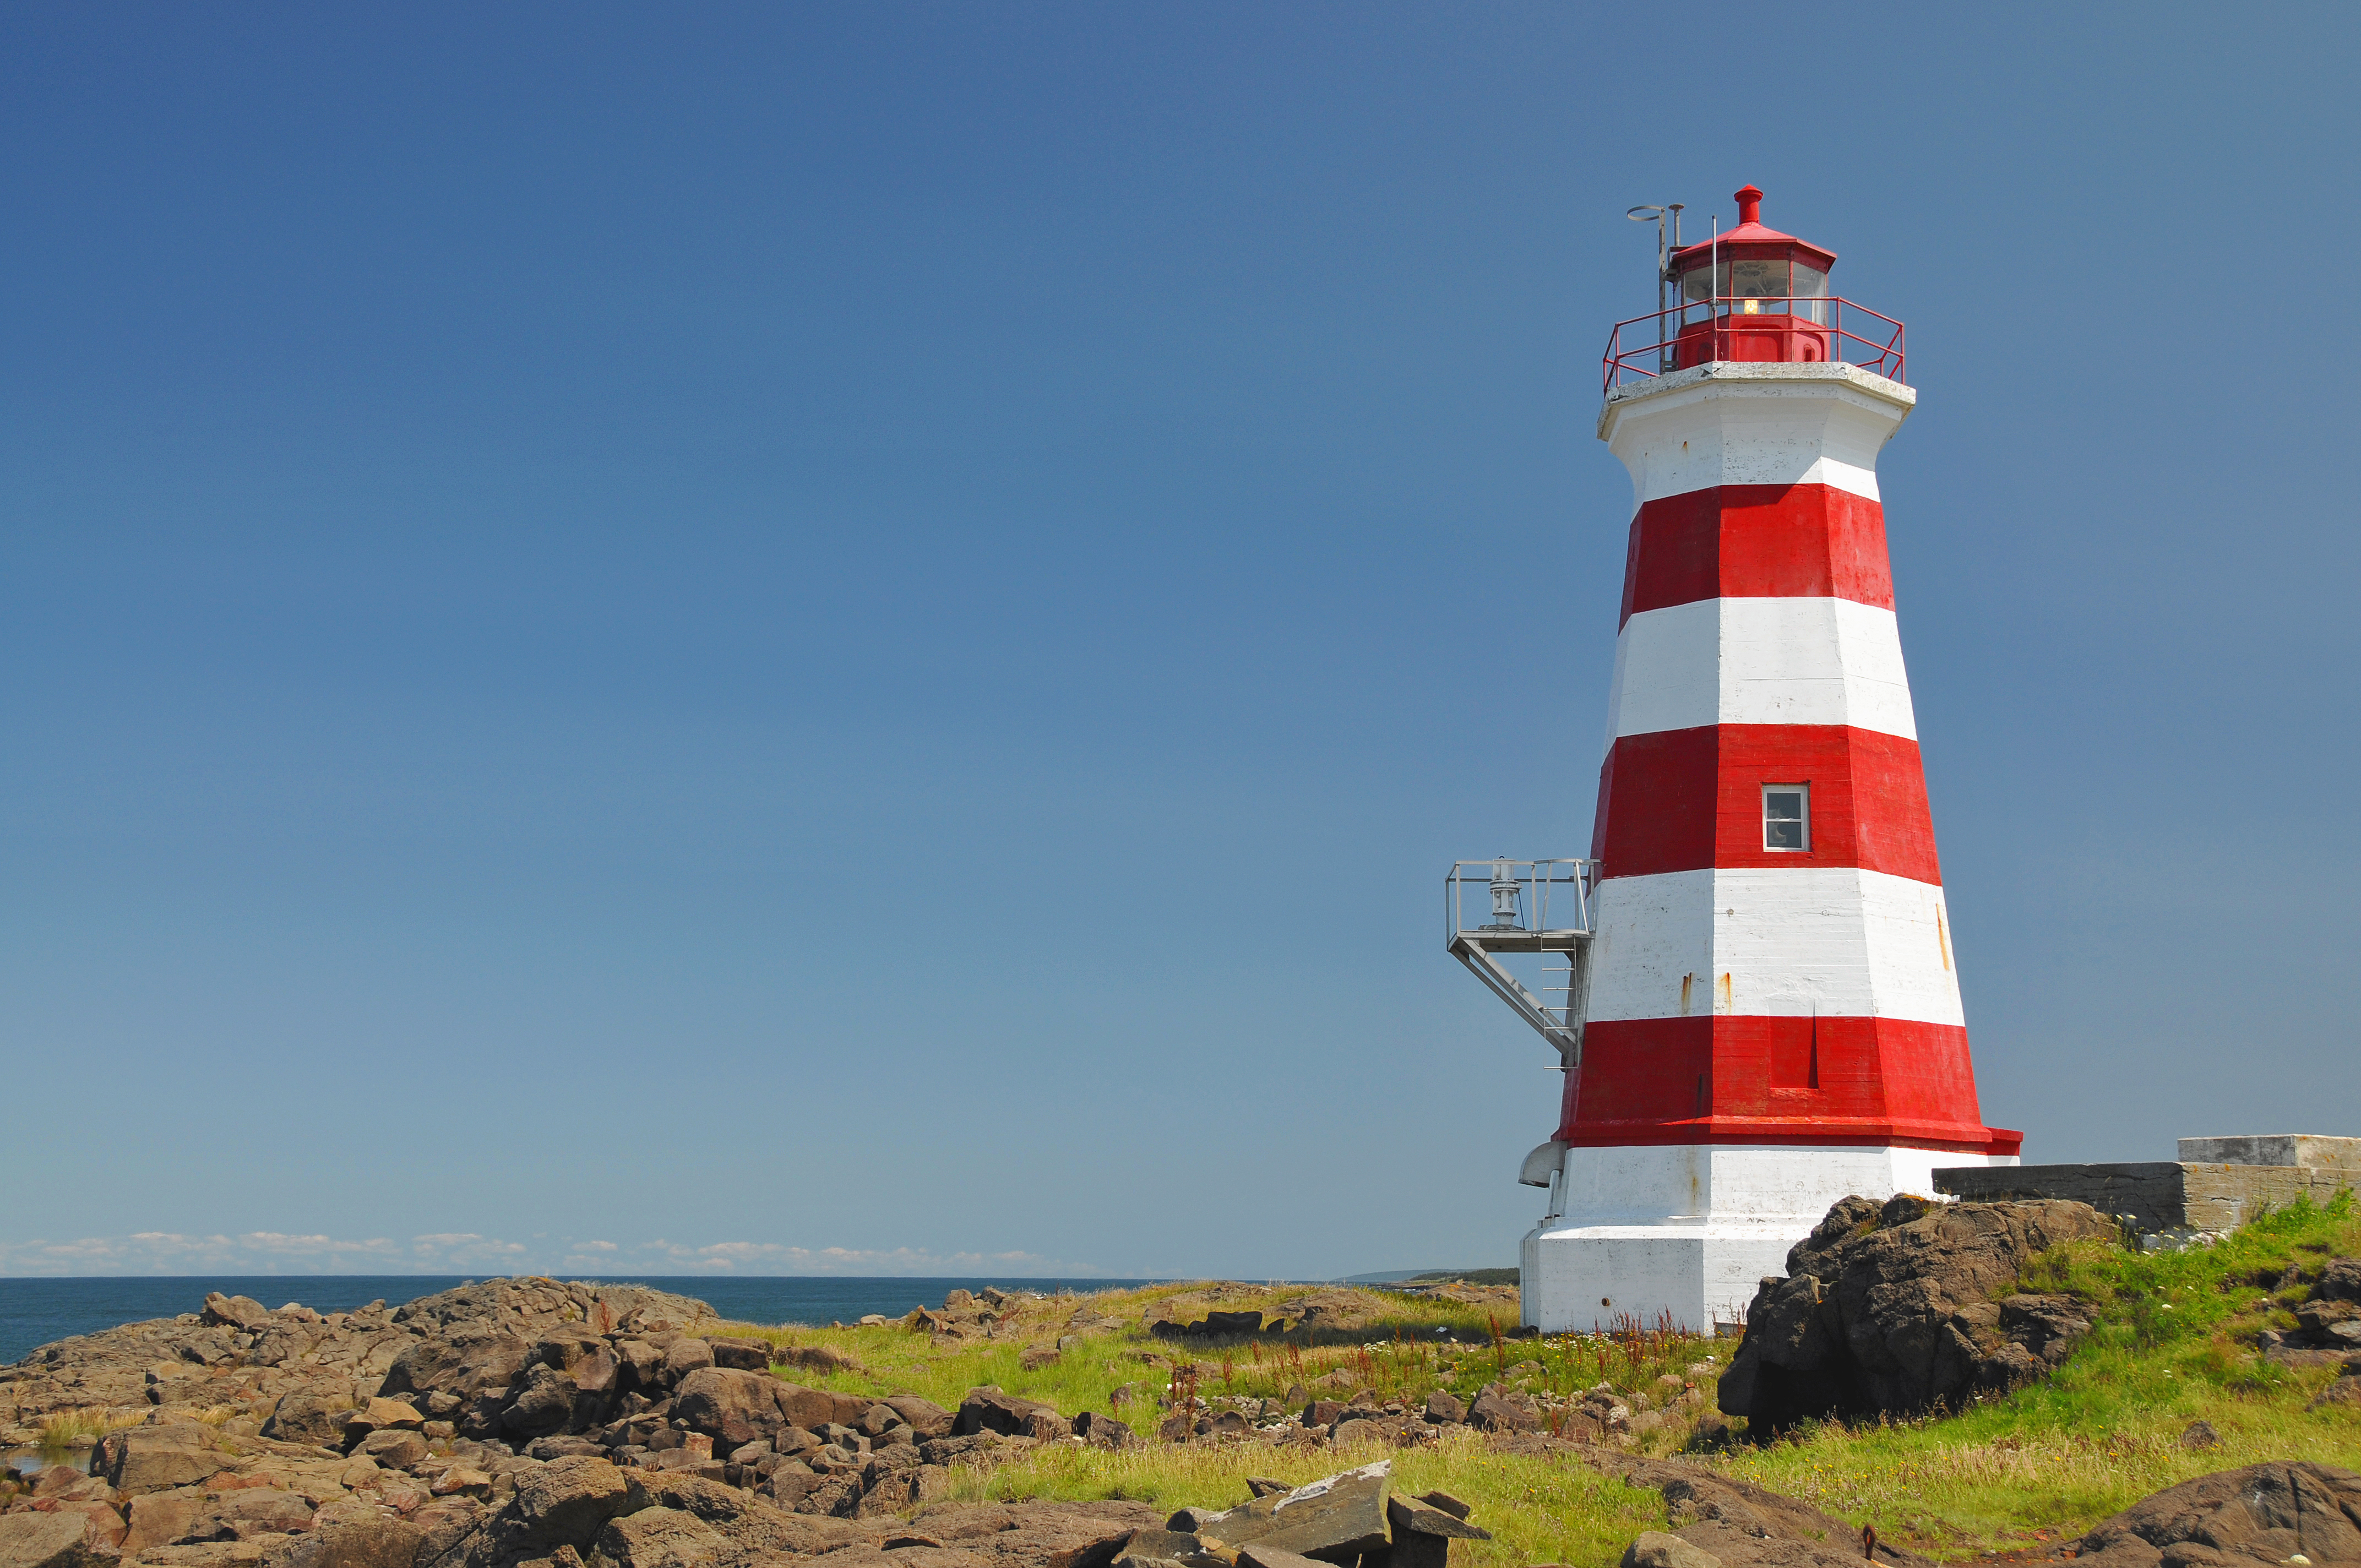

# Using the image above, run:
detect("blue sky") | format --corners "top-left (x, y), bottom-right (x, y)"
top-left (3, 3), bottom-right (2355, 1280)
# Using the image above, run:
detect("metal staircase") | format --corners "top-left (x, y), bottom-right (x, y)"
top-left (1444, 858), bottom-right (1598, 1070)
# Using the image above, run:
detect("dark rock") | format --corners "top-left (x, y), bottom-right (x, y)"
top-left (1996, 1294), bottom-right (2092, 1364)
top-left (1302, 1400), bottom-right (1345, 1428)
top-left (503, 1457), bottom-right (650, 1551)
top-left (1386, 1498), bottom-right (1488, 1541)
top-left (1719, 1197), bottom-right (2119, 1428)
top-left (525, 1437), bottom-right (607, 1461)
top-left (1237, 1550), bottom-right (1329, 1568)
top-left (571, 1347), bottom-right (620, 1395)
top-left (955, 1387), bottom-right (1065, 1440)
top-left (382, 1331), bottom-right (534, 1402)
top-left (1601, 1460), bottom-right (1933, 1568)
top-left (357, 1429), bottom-right (431, 1469)
top-left (1074, 1412), bottom-right (1135, 1449)
top-left (882, 1396), bottom-right (953, 1438)
top-left (263, 1391), bottom-right (355, 1445)
top-left (774, 1382), bottom-right (866, 1432)
top-left (1420, 1392), bottom-right (1465, 1425)
top-left (703, 1338), bottom-right (771, 1372)
top-left (504, 1364), bottom-right (580, 1438)
top-left (268, 1518), bottom-right (429, 1568)
top-left (1464, 1390), bottom-right (1536, 1434)
top-left (2316, 1257), bottom-right (2361, 1303)
top-left (1183, 1460), bottom-right (1391, 1564)
top-left (200, 1293), bottom-right (274, 1332)
top-left (591, 1507), bottom-right (724, 1568)
top-left (673, 1368), bottom-right (790, 1448)
top-left (2075, 1462), bottom-right (2361, 1568)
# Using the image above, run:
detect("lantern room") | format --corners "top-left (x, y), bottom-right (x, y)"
top-left (1667, 184), bottom-right (1837, 368)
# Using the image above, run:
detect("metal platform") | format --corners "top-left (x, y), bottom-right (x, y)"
top-left (1444, 858), bottom-right (1597, 1069)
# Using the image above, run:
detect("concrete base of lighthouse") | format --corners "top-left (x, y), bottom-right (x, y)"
top-left (1519, 1143), bottom-right (2020, 1335)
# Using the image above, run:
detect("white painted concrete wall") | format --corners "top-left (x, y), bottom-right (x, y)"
top-left (1584, 868), bottom-right (1963, 1026)
top-left (1597, 363), bottom-right (1915, 509)
top-left (1521, 1141), bottom-right (2020, 1332)
top-left (1606, 596), bottom-right (1918, 748)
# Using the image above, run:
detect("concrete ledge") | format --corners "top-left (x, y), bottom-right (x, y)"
top-left (1933, 1160), bottom-right (2356, 1234)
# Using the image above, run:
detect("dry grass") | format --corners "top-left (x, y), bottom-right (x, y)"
top-left (687, 1200), bottom-right (2361, 1566)
top-left (36, 1407), bottom-right (144, 1447)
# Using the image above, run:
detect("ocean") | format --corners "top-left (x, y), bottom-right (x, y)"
top-left (0, 1276), bottom-right (1170, 1365)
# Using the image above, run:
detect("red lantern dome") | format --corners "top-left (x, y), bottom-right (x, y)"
top-left (1663, 185), bottom-right (1840, 368)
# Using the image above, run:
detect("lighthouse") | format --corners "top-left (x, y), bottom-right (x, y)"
top-left (1450, 187), bottom-right (2021, 1335)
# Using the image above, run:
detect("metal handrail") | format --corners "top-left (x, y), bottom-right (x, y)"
top-left (1445, 858), bottom-right (1598, 944)
top-left (1601, 294), bottom-right (1906, 393)
top-left (1444, 858), bottom-right (1599, 1069)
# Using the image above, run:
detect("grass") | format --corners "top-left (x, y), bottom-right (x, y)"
top-left (37, 1407), bottom-right (146, 1449)
top-left (708, 1283), bottom-right (1717, 1446)
top-left (1719, 1192), bottom-right (2361, 1554)
top-left (691, 1197), bottom-right (2360, 1567)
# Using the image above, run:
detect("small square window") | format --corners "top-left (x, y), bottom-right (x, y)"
top-left (1762, 785), bottom-right (1809, 852)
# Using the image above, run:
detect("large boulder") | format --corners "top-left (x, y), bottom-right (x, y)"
top-left (673, 1369), bottom-right (788, 1448)
top-left (382, 1330), bottom-right (535, 1402)
top-left (1184, 1462), bottom-right (1392, 1565)
top-left (504, 1457), bottom-right (650, 1553)
top-left (954, 1389), bottom-right (1067, 1440)
top-left (502, 1363), bottom-right (581, 1438)
top-left (2075, 1462), bottom-right (2361, 1568)
top-left (0, 1513), bottom-right (100, 1568)
top-left (94, 1424), bottom-right (229, 1495)
top-left (1603, 1459), bottom-right (1932, 1568)
top-left (590, 1507), bottom-right (725, 1568)
top-left (200, 1293), bottom-right (274, 1332)
top-left (264, 1391), bottom-right (357, 1445)
top-left (1718, 1195), bottom-right (2119, 1429)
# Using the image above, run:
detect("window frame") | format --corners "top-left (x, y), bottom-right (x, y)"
top-left (1761, 782), bottom-right (1811, 853)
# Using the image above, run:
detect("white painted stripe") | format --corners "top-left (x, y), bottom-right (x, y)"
top-left (1601, 377), bottom-right (1908, 508)
top-left (1586, 867), bottom-right (1965, 1026)
top-left (1604, 597), bottom-right (1918, 748)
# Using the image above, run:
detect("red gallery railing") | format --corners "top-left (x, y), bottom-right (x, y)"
top-left (1602, 295), bottom-right (1906, 394)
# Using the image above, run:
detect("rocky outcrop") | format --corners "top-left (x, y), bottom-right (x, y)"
top-left (1717, 1195), bottom-right (2120, 1429)
top-left (1603, 1456), bottom-right (1933, 1568)
top-left (2075, 1462), bottom-right (2361, 1568)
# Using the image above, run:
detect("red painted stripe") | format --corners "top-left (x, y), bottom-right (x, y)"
top-left (1591, 725), bottom-right (1941, 884)
top-left (1619, 484), bottom-right (1894, 628)
top-left (1557, 1015), bottom-right (2017, 1156)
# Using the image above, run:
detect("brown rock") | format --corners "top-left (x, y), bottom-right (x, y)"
top-left (96, 1427), bottom-right (228, 1495)
top-left (505, 1457), bottom-right (649, 1550)
top-left (882, 1396), bottom-right (954, 1438)
top-left (1464, 1390), bottom-right (1536, 1434)
top-left (1184, 1461), bottom-right (1391, 1562)
top-left (357, 1429), bottom-right (430, 1469)
top-left (263, 1393), bottom-right (355, 1446)
top-left (1620, 1533), bottom-right (1723, 1568)
top-left (2076, 1463), bottom-right (2361, 1568)
top-left (0, 1513), bottom-right (101, 1568)
top-left (672, 1368), bottom-right (788, 1447)
top-left (590, 1507), bottom-right (725, 1568)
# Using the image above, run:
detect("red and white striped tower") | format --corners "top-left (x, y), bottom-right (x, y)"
top-left (1521, 187), bottom-right (2021, 1334)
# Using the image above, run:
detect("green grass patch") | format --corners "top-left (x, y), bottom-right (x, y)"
top-left (699, 1205), bottom-right (2361, 1566)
